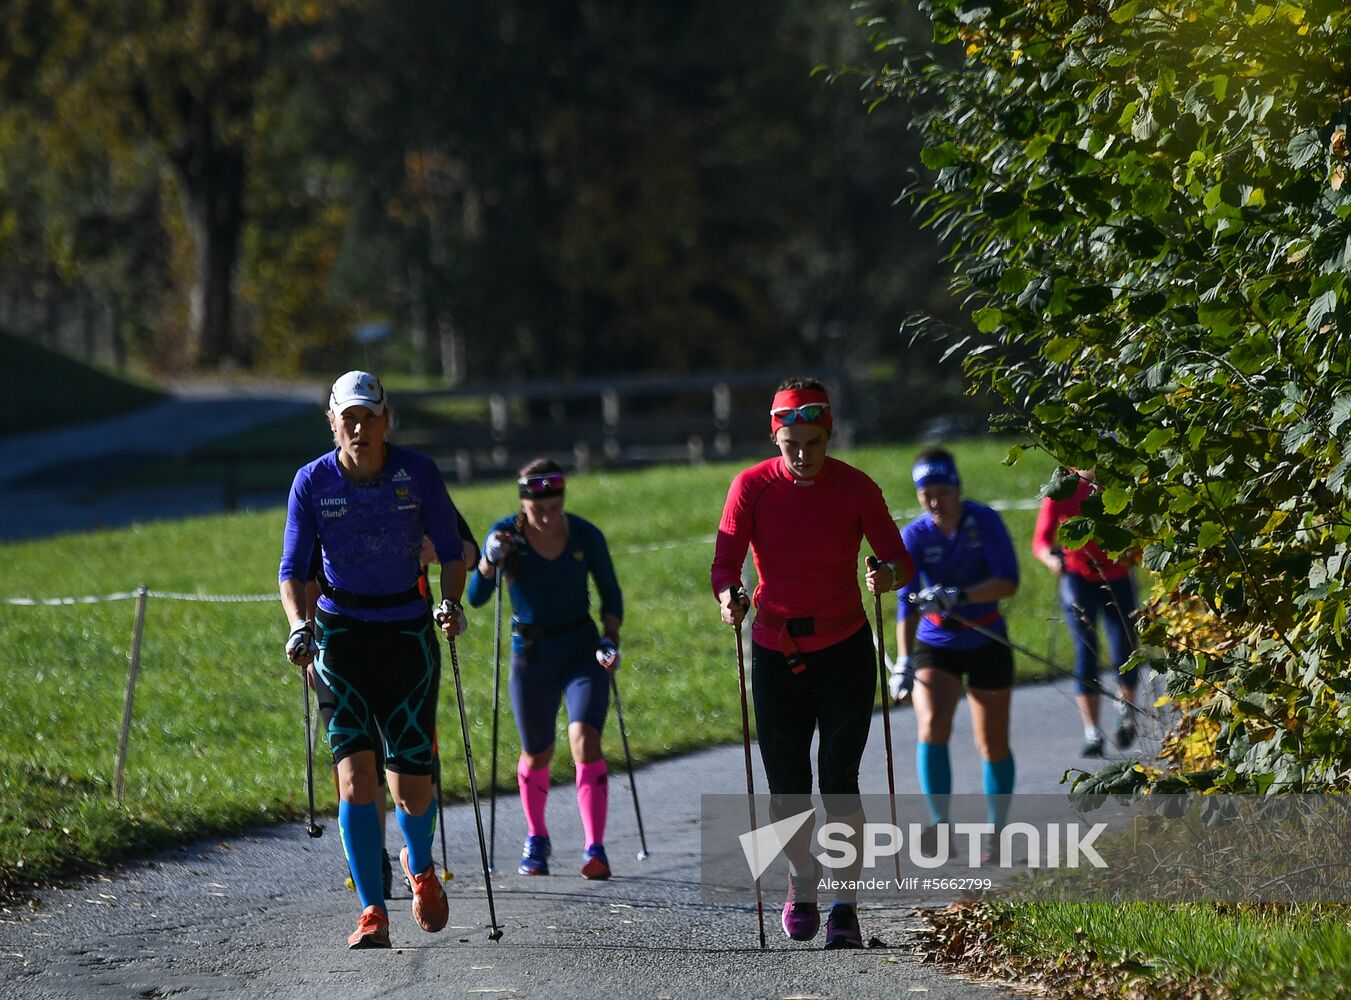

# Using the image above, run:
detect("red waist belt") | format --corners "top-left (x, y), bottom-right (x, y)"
top-left (753, 606), bottom-right (867, 674)
top-left (925, 609), bottom-right (1003, 630)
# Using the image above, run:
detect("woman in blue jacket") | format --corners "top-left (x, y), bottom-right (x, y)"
top-left (468, 458), bottom-right (623, 880)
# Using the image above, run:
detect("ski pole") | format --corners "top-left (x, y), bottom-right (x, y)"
top-left (435, 605), bottom-right (504, 942)
top-left (866, 557), bottom-right (901, 882)
top-left (489, 580), bottom-right (503, 874)
top-left (609, 673), bottom-right (650, 860)
top-left (301, 667), bottom-right (323, 839)
top-left (730, 587), bottom-right (766, 950)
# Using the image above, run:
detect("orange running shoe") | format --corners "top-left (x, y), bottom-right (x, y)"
top-left (348, 905), bottom-right (391, 949)
top-left (400, 847), bottom-right (449, 933)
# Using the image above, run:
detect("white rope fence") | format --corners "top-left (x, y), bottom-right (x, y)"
top-left (3, 497), bottom-right (1046, 800)
top-left (0, 584), bottom-right (279, 801)
top-left (2, 590), bottom-right (276, 606)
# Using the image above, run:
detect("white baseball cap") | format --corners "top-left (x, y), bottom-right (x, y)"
top-left (329, 370), bottom-right (386, 416)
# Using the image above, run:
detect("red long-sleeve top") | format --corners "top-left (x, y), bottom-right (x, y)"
top-left (1032, 477), bottom-right (1132, 581)
top-left (711, 456), bottom-right (914, 653)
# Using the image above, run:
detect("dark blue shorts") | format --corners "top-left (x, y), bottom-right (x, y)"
top-left (509, 624), bottom-right (609, 755)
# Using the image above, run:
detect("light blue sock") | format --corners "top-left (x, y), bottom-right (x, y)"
top-left (982, 755), bottom-right (1016, 829)
top-left (916, 742), bottom-right (951, 825)
top-left (396, 801), bottom-right (437, 876)
top-left (339, 799), bottom-right (385, 911)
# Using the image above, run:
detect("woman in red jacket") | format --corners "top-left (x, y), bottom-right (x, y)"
top-left (1032, 468), bottom-right (1139, 756)
top-left (711, 377), bottom-right (913, 950)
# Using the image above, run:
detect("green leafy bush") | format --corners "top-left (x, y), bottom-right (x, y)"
top-left (863, 0), bottom-right (1351, 790)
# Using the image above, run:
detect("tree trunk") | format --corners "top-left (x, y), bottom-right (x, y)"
top-left (438, 308), bottom-right (465, 385)
top-left (408, 257), bottom-right (429, 377)
top-left (177, 146), bottom-right (245, 369)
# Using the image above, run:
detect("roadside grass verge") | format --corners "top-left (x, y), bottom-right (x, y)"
top-left (1, 331), bottom-right (163, 437)
top-left (0, 438), bottom-right (1063, 902)
top-left (920, 900), bottom-right (1351, 998)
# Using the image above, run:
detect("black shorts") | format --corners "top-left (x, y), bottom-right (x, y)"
top-left (911, 639), bottom-right (1014, 691)
top-left (313, 608), bottom-right (441, 776)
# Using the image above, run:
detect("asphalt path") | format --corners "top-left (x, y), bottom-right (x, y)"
top-left (0, 671), bottom-right (1165, 1000)
top-left (1, 384), bottom-right (319, 541)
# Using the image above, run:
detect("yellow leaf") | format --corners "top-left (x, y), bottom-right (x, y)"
top-left (1259, 509), bottom-right (1290, 533)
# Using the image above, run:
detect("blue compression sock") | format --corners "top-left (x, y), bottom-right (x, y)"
top-left (339, 799), bottom-right (384, 911)
top-left (916, 742), bottom-right (952, 825)
top-left (396, 800), bottom-right (437, 876)
top-left (982, 755), bottom-right (1016, 829)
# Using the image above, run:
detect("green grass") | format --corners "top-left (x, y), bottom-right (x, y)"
top-left (986, 901), bottom-right (1351, 997)
top-left (0, 330), bottom-right (164, 437)
top-left (0, 438), bottom-right (1062, 900)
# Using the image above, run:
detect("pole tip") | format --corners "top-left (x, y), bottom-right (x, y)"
top-left (636, 850), bottom-right (650, 861)
top-left (488, 928), bottom-right (504, 942)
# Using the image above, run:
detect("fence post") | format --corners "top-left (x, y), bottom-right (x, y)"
top-left (712, 381), bottom-right (731, 456)
top-left (115, 584), bottom-right (149, 802)
top-left (601, 386), bottom-right (621, 461)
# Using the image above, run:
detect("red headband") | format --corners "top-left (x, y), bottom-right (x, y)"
top-left (770, 388), bottom-right (833, 435)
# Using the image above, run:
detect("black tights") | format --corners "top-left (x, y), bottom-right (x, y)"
top-left (752, 625), bottom-right (875, 891)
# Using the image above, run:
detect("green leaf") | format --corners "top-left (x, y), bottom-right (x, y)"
top-left (1110, 0), bottom-right (1146, 22)
top-left (1230, 337), bottom-right (1271, 374)
top-left (1131, 182), bottom-right (1172, 217)
top-left (1330, 394), bottom-right (1351, 435)
top-left (1197, 521), bottom-right (1224, 549)
top-left (972, 307), bottom-right (1003, 333)
top-left (1101, 487), bottom-right (1129, 515)
top-left (1131, 104), bottom-right (1158, 142)
top-left (1306, 289), bottom-right (1337, 333)
top-left (1043, 337), bottom-right (1078, 363)
top-left (1041, 466), bottom-right (1082, 501)
top-left (1287, 129), bottom-right (1324, 169)
top-left (1199, 301), bottom-right (1241, 339)
top-left (920, 142), bottom-right (963, 170)
top-left (1058, 515), bottom-right (1094, 546)
top-left (1017, 275), bottom-right (1054, 312)
top-left (1143, 426), bottom-right (1176, 453)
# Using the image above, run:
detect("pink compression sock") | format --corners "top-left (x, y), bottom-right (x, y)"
top-left (575, 759), bottom-right (609, 848)
top-left (518, 762), bottom-right (550, 838)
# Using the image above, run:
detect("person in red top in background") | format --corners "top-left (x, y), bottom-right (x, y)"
top-left (1032, 468), bottom-right (1139, 756)
top-left (711, 377), bottom-right (914, 951)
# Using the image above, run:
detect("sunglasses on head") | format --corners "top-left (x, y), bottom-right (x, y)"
top-left (770, 402), bottom-right (830, 424)
top-left (519, 473), bottom-right (566, 496)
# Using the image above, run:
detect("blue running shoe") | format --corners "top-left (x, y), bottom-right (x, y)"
top-left (518, 835), bottom-right (551, 876)
top-left (581, 843), bottom-right (611, 880)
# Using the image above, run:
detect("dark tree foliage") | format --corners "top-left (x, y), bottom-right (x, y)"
top-left (1, 2), bottom-right (964, 416)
